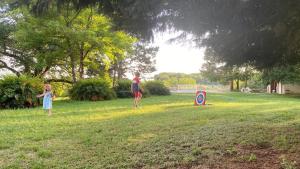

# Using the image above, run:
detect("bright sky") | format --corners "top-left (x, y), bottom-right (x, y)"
top-left (153, 31), bottom-right (205, 74)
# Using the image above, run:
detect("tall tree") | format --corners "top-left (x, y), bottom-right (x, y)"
top-left (5, 7), bottom-right (135, 82)
top-left (110, 42), bottom-right (158, 84)
top-left (3, 0), bottom-right (300, 70)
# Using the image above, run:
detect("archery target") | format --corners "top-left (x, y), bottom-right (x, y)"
top-left (195, 91), bottom-right (206, 105)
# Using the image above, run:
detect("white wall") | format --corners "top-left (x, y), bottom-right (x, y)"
top-left (267, 82), bottom-right (300, 94)
top-left (283, 84), bottom-right (300, 94)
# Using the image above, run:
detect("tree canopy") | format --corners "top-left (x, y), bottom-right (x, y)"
top-left (2, 0), bottom-right (300, 84)
top-left (9, 0), bottom-right (300, 68)
top-left (0, 4), bottom-right (136, 82)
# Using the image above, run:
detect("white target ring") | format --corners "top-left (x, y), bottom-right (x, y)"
top-left (195, 91), bottom-right (206, 105)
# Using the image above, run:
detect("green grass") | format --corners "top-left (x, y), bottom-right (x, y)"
top-left (0, 93), bottom-right (300, 168)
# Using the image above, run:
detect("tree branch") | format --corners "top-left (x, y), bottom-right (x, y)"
top-left (83, 45), bottom-right (95, 59)
top-left (0, 60), bottom-right (21, 76)
top-left (35, 66), bottom-right (51, 77)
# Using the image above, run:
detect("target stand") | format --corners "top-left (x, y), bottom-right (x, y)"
top-left (194, 91), bottom-right (206, 106)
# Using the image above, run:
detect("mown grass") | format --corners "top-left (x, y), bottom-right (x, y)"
top-left (0, 93), bottom-right (300, 168)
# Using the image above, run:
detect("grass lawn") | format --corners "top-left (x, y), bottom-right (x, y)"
top-left (0, 93), bottom-right (300, 169)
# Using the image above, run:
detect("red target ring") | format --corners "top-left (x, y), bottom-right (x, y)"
top-left (194, 91), bottom-right (206, 105)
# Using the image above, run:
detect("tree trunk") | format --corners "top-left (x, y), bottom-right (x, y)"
top-left (79, 53), bottom-right (84, 79)
top-left (112, 64), bottom-right (117, 87)
top-left (230, 80), bottom-right (234, 91)
top-left (71, 56), bottom-right (77, 83)
top-left (117, 62), bottom-right (124, 80)
top-left (245, 79), bottom-right (248, 88)
top-left (236, 79), bottom-right (240, 91)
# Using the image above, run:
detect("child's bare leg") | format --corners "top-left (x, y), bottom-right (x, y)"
top-left (133, 98), bottom-right (137, 108)
top-left (137, 95), bottom-right (142, 106)
top-left (48, 109), bottom-right (52, 116)
top-left (134, 97), bottom-right (139, 107)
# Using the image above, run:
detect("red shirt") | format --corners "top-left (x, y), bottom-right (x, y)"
top-left (133, 77), bottom-right (140, 84)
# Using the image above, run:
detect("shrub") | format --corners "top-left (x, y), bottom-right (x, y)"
top-left (145, 81), bottom-right (171, 96)
top-left (114, 79), bottom-right (151, 98)
top-left (50, 82), bottom-right (71, 97)
top-left (114, 79), bottom-right (132, 98)
top-left (69, 78), bottom-right (116, 101)
top-left (140, 84), bottom-right (151, 98)
top-left (0, 75), bottom-right (43, 109)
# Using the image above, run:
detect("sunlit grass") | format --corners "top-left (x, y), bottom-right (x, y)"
top-left (0, 93), bottom-right (299, 168)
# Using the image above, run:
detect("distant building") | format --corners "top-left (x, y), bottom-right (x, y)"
top-left (267, 81), bottom-right (300, 94)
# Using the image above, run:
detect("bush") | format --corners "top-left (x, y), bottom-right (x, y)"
top-left (69, 78), bottom-right (116, 101)
top-left (114, 79), bottom-right (151, 98)
top-left (0, 75), bottom-right (43, 109)
top-left (114, 80), bottom-right (132, 98)
top-left (50, 82), bottom-right (71, 97)
top-left (140, 84), bottom-right (151, 98)
top-left (145, 81), bottom-right (171, 96)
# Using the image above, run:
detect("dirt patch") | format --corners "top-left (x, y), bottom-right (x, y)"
top-left (177, 145), bottom-right (300, 169)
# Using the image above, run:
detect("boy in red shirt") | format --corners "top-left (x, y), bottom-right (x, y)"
top-left (131, 72), bottom-right (142, 108)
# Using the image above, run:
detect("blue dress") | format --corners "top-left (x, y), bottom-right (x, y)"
top-left (43, 92), bottom-right (52, 109)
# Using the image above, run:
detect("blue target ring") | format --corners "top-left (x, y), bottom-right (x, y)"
top-left (196, 93), bottom-right (205, 105)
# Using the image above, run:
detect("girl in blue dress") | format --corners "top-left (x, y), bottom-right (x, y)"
top-left (37, 84), bottom-right (54, 116)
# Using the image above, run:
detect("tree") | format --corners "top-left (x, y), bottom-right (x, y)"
top-left (1, 6), bottom-right (135, 82)
top-left (3, 0), bottom-right (164, 40)
top-left (0, 11), bottom-right (45, 77)
top-left (110, 42), bottom-right (158, 85)
top-left (201, 61), bottom-right (222, 83)
top-left (0, 22), bottom-right (21, 76)
top-left (201, 54), bottom-right (256, 91)
top-left (154, 72), bottom-right (200, 87)
top-left (240, 64), bottom-right (255, 88)
top-left (4, 0), bottom-right (300, 72)
top-left (262, 64), bottom-right (300, 85)
top-left (163, 0), bottom-right (300, 69)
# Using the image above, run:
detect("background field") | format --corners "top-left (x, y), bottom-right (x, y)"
top-left (0, 93), bottom-right (300, 169)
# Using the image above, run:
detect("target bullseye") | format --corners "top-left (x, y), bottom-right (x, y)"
top-left (194, 91), bottom-right (206, 106)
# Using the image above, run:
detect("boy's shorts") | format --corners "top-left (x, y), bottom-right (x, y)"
top-left (134, 91), bottom-right (142, 98)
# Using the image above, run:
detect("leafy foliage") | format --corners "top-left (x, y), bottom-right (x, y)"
top-left (124, 43), bottom-right (158, 75)
top-left (114, 79), bottom-right (132, 98)
top-left (145, 81), bottom-right (170, 96)
top-left (154, 73), bottom-right (199, 87)
top-left (12, 8), bottom-right (135, 82)
top-left (0, 4), bottom-right (136, 84)
top-left (262, 64), bottom-right (300, 84)
top-left (0, 75), bottom-right (43, 109)
top-left (140, 84), bottom-right (151, 98)
top-left (69, 78), bottom-right (116, 101)
top-left (164, 0), bottom-right (300, 69)
top-left (114, 79), bottom-right (150, 98)
top-left (3, 0), bottom-right (300, 86)
top-left (110, 42), bottom-right (158, 83)
top-left (15, 0), bottom-right (300, 69)
top-left (50, 82), bottom-right (71, 97)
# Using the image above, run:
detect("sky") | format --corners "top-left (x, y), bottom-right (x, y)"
top-left (153, 31), bottom-right (205, 75)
